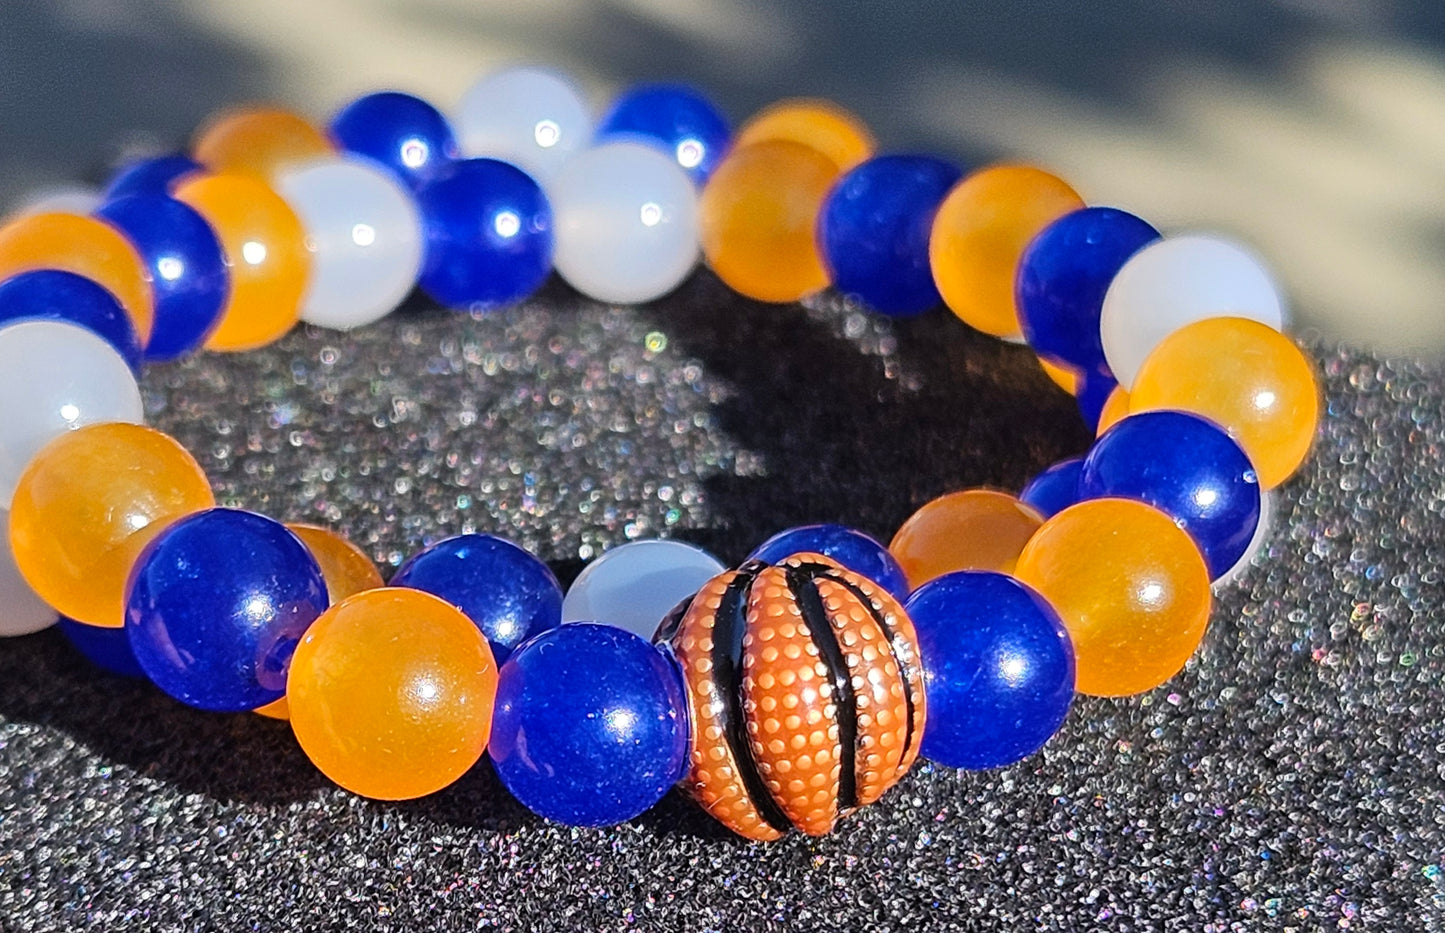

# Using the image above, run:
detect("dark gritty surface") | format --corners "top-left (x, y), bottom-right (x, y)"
top-left (0, 272), bottom-right (1440, 931)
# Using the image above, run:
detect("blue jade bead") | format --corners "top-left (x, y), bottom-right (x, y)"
top-left (1016, 207), bottom-right (1160, 377)
top-left (1076, 370), bottom-right (1118, 433)
top-left (817, 154), bottom-right (962, 317)
top-left (389, 533), bottom-right (562, 664)
top-left (415, 158), bottom-right (553, 311)
top-left (490, 622), bottom-right (690, 827)
top-left (125, 508), bottom-right (327, 712)
top-left (906, 571), bottom-right (1074, 770)
top-left (1078, 410), bottom-right (1261, 579)
top-left (748, 523), bottom-right (909, 602)
top-left (103, 153), bottom-right (205, 200)
top-left (96, 194), bottom-right (230, 361)
top-left (1020, 456), bottom-right (1084, 519)
top-left (0, 271), bottom-right (142, 372)
top-left (594, 83), bottom-right (731, 185)
top-left (58, 617), bottom-right (145, 679)
top-left (329, 91), bottom-right (459, 190)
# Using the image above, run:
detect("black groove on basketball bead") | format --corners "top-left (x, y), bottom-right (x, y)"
top-left (711, 562), bottom-right (791, 834)
top-left (786, 566), bottom-right (858, 812)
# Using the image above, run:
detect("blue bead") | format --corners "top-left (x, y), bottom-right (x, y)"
top-left (1020, 456), bottom-right (1084, 519)
top-left (1079, 410), bottom-right (1261, 579)
top-left (748, 524), bottom-right (909, 602)
top-left (490, 622), bottom-right (690, 827)
top-left (818, 155), bottom-right (962, 317)
top-left (595, 83), bottom-right (731, 185)
top-left (104, 154), bottom-right (204, 200)
top-left (58, 618), bottom-right (145, 679)
top-left (125, 508), bottom-right (327, 712)
top-left (415, 158), bottom-right (553, 311)
top-left (96, 194), bottom-right (229, 361)
top-left (906, 571), bottom-right (1074, 769)
top-left (0, 270), bottom-right (142, 372)
top-left (329, 91), bottom-right (458, 190)
top-left (1075, 369), bottom-right (1118, 432)
top-left (390, 533), bottom-right (562, 664)
top-left (1017, 207), bottom-right (1160, 377)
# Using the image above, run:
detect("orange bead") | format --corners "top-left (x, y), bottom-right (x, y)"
top-left (193, 106), bottom-right (333, 180)
top-left (1038, 355), bottom-right (1080, 395)
top-left (734, 98), bottom-right (876, 173)
top-left (698, 140), bottom-right (839, 303)
top-left (0, 212), bottom-right (154, 345)
top-left (1129, 317), bottom-right (1319, 489)
top-left (9, 423), bottom-right (213, 628)
top-left (174, 174), bottom-right (311, 351)
top-left (287, 588), bottom-right (498, 800)
top-left (1096, 385), bottom-right (1131, 436)
top-left (255, 524), bottom-right (384, 721)
top-left (930, 165), bottom-right (1084, 339)
top-left (1014, 498), bottom-right (1211, 697)
top-left (889, 489), bottom-right (1044, 590)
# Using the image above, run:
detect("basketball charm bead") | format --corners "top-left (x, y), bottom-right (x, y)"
top-left (659, 553), bottom-right (927, 841)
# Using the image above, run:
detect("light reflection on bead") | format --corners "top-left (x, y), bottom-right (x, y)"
top-left (328, 91), bottom-right (458, 190)
top-left (596, 83), bottom-right (732, 185)
top-left (453, 67), bottom-right (591, 184)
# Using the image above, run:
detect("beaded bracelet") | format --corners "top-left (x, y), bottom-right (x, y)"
top-left (0, 66), bottom-right (1320, 840)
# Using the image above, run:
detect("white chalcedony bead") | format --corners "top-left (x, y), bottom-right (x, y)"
top-left (1100, 234), bottom-right (1287, 390)
top-left (12, 184), bottom-right (104, 218)
top-left (274, 155), bottom-right (424, 331)
top-left (0, 320), bottom-right (144, 506)
top-left (561, 539), bottom-right (725, 641)
top-left (551, 141), bottom-right (699, 304)
top-left (453, 66), bottom-right (592, 184)
top-left (0, 507), bottom-right (57, 636)
top-left (1213, 485), bottom-right (1276, 592)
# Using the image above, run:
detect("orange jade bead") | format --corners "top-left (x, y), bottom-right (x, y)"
top-left (0, 212), bottom-right (154, 345)
top-left (255, 524), bottom-right (384, 721)
top-left (193, 106), bottom-right (334, 180)
top-left (733, 98), bottom-right (876, 174)
top-left (1038, 356), bottom-right (1080, 395)
top-left (1096, 385), bottom-right (1131, 436)
top-left (1130, 316), bottom-right (1319, 490)
top-left (8, 423), bottom-right (214, 628)
top-left (1014, 497), bottom-right (1212, 697)
top-left (174, 174), bottom-right (311, 352)
top-left (930, 165), bottom-right (1084, 339)
top-left (889, 489), bottom-right (1045, 590)
top-left (287, 588), bottom-right (499, 800)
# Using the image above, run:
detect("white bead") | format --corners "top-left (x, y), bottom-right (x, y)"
top-left (551, 141), bottom-right (699, 304)
top-left (274, 155), bottom-right (424, 331)
top-left (562, 539), bottom-right (725, 640)
top-left (453, 66), bottom-right (592, 184)
top-left (1213, 485), bottom-right (1276, 591)
top-left (10, 184), bottom-right (104, 218)
top-left (0, 507), bottom-right (57, 636)
top-left (1100, 234), bottom-right (1287, 390)
top-left (0, 320), bottom-right (144, 506)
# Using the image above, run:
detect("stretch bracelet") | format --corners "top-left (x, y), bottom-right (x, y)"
top-left (0, 66), bottom-right (1320, 839)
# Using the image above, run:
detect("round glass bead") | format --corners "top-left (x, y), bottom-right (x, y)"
top-left (549, 141), bottom-right (699, 304)
top-left (415, 158), bottom-right (553, 311)
top-left (0, 320), bottom-right (144, 506)
top-left (1038, 355), bottom-right (1079, 395)
top-left (328, 90), bottom-right (458, 190)
top-left (173, 173), bottom-right (311, 352)
top-left (453, 66), bottom-right (592, 185)
top-left (561, 539), bottom-right (725, 640)
top-left (274, 155), bottom-right (423, 331)
top-left (287, 587), bottom-right (498, 800)
top-left (1014, 497), bottom-right (1211, 697)
top-left (906, 571), bottom-right (1074, 770)
top-left (595, 83), bottom-right (732, 185)
top-left (747, 523), bottom-right (909, 602)
top-left (193, 106), bottom-right (333, 180)
top-left (1080, 410), bottom-right (1261, 579)
top-left (930, 165), bottom-right (1085, 338)
top-left (734, 98), bottom-right (874, 173)
top-left (125, 508), bottom-right (326, 712)
top-left (1130, 316), bottom-right (1318, 489)
top-left (1017, 207), bottom-right (1160, 378)
top-left (104, 153), bottom-right (204, 199)
top-left (8, 423), bottom-right (215, 628)
top-left (390, 533), bottom-right (562, 665)
top-left (698, 139), bottom-right (837, 303)
top-left (889, 489), bottom-right (1044, 590)
top-left (0, 270), bottom-right (142, 372)
top-left (1100, 234), bottom-right (1287, 390)
top-left (95, 194), bottom-right (230, 361)
top-left (58, 617), bottom-right (144, 677)
top-left (1019, 456), bottom-right (1084, 519)
top-left (490, 622), bottom-right (690, 827)
top-left (818, 155), bottom-right (962, 316)
top-left (12, 185), bottom-right (103, 218)
top-left (0, 507), bottom-right (57, 637)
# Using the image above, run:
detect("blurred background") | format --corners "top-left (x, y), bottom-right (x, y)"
top-left (1, 0), bottom-right (1442, 353)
